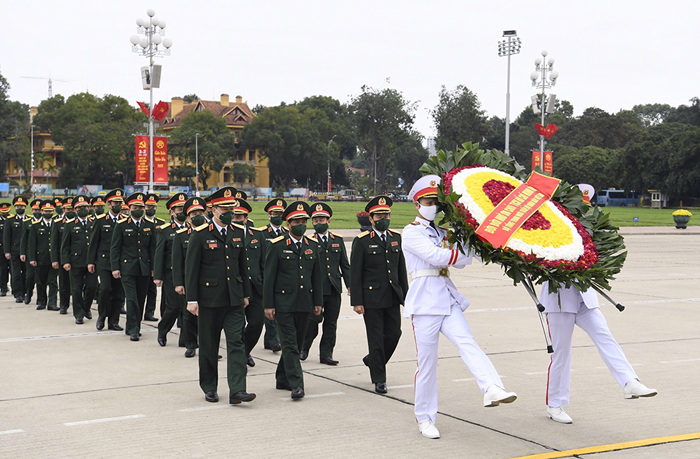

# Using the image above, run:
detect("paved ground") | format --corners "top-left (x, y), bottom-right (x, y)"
top-left (1, 228), bottom-right (698, 458)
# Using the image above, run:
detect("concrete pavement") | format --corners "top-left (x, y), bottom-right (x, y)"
top-left (1, 229), bottom-right (698, 458)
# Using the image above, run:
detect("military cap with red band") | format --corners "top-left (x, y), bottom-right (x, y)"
top-left (105, 189), bottom-right (125, 203)
top-left (62, 197), bottom-right (74, 208)
top-left (91, 196), bottom-right (106, 206)
top-left (208, 187), bottom-right (238, 206)
top-left (408, 175), bottom-right (440, 201)
top-left (12, 196), bottom-right (28, 206)
top-left (126, 192), bottom-right (147, 207)
top-left (145, 194), bottom-right (159, 206)
top-left (365, 195), bottom-right (392, 214)
top-left (283, 201), bottom-right (310, 221)
top-left (30, 199), bottom-right (41, 210)
top-left (233, 199), bottom-right (252, 215)
top-left (264, 199), bottom-right (287, 213)
top-left (0, 202), bottom-right (12, 211)
top-left (40, 199), bottom-right (55, 211)
top-left (73, 195), bottom-right (90, 208)
top-left (311, 202), bottom-right (332, 218)
top-left (184, 197), bottom-right (205, 215)
top-left (166, 193), bottom-right (188, 210)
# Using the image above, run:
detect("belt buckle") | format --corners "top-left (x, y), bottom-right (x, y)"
top-left (438, 267), bottom-right (449, 277)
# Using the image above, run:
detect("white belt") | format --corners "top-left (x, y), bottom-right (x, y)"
top-left (409, 268), bottom-right (450, 283)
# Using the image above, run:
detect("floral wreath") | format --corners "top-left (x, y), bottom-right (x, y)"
top-left (420, 142), bottom-right (627, 295)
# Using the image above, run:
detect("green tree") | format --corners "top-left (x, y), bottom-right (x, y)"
top-left (432, 85), bottom-right (488, 152)
top-left (0, 74), bottom-right (30, 186)
top-left (666, 97), bottom-right (700, 127)
top-left (183, 94), bottom-right (199, 103)
top-left (550, 145), bottom-right (621, 191)
top-left (632, 103), bottom-right (673, 128)
top-left (555, 107), bottom-right (642, 149)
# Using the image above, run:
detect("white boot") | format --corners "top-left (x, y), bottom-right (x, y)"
top-left (418, 420), bottom-right (440, 439)
top-left (547, 406), bottom-right (573, 424)
top-left (624, 379), bottom-right (657, 399)
top-left (483, 385), bottom-right (517, 407)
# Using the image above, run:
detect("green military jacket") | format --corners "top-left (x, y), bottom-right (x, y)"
top-left (350, 229), bottom-right (409, 310)
top-left (263, 233), bottom-right (323, 313)
top-left (239, 224), bottom-right (266, 296)
top-left (50, 216), bottom-right (69, 264)
top-left (154, 221), bottom-right (182, 280)
top-left (28, 219), bottom-right (54, 266)
top-left (311, 232), bottom-right (351, 296)
top-left (19, 217), bottom-right (40, 258)
top-left (87, 212), bottom-right (121, 271)
top-left (4, 214), bottom-right (29, 256)
top-left (0, 214), bottom-right (8, 254)
top-left (262, 223), bottom-right (288, 240)
top-left (60, 217), bottom-right (95, 268)
top-left (171, 224), bottom-right (191, 288)
top-left (185, 222), bottom-right (252, 308)
top-left (110, 216), bottom-right (156, 277)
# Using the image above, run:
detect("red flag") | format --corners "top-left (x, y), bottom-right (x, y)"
top-left (152, 101), bottom-right (170, 121)
top-left (535, 123), bottom-right (558, 139)
top-left (137, 101), bottom-right (150, 117)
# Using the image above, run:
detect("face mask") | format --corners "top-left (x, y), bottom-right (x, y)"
top-left (191, 215), bottom-right (206, 227)
top-left (15, 208), bottom-right (25, 215)
top-left (43, 213), bottom-right (53, 220)
top-left (218, 211), bottom-right (233, 225)
top-left (95, 207), bottom-right (104, 215)
top-left (111, 205), bottom-right (122, 214)
top-left (130, 209), bottom-right (144, 219)
top-left (207, 211), bottom-right (213, 220)
top-left (419, 204), bottom-right (438, 222)
top-left (77, 208), bottom-right (89, 219)
top-left (314, 223), bottom-right (328, 234)
top-left (66, 211), bottom-right (76, 219)
top-left (270, 216), bottom-right (282, 226)
top-left (374, 218), bottom-right (390, 232)
top-left (291, 224), bottom-right (307, 237)
top-left (56, 207), bottom-right (64, 214)
top-left (145, 209), bottom-right (156, 217)
top-left (33, 211), bottom-right (42, 219)
top-left (175, 212), bottom-right (187, 223)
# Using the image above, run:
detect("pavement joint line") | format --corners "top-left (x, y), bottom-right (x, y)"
top-left (0, 429), bottom-right (24, 435)
top-left (0, 329), bottom-right (157, 343)
top-left (63, 414), bottom-right (145, 426)
top-left (178, 405), bottom-right (231, 413)
top-left (387, 384), bottom-right (414, 389)
top-left (280, 391), bottom-right (345, 401)
top-left (507, 431), bottom-right (700, 459)
top-left (660, 358), bottom-right (700, 363)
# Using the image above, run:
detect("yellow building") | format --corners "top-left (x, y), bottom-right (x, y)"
top-left (161, 94), bottom-right (269, 190)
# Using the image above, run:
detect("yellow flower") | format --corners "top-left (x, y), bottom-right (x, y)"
top-left (672, 209), bottom-right (693, 217)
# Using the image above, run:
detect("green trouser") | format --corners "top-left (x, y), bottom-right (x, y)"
top-left (275, 311), bottom-right (310, 389)
top-left (69, 267), bottom-right (97, 320)
top-left (264, 316), bottom-right (280, 348)
top-left (362, 302), bottom-right (402, 384)
top-left (97, 268), bottom-right (123, 326)
top-left (35, 264), bottom-right (58, 307)
top-left (157, 270), bottom-right (181, 336)
top-left (121, 275), bottom-right (149, 335)
top-left (25, 262), bottom-right (35, 299)
top-left (303, 293), bottom-right (342, 359)
top-left (58, 265), bottom-right (70, 309)
top-left (243, 288), bottom-right (265, 356)
top-left (10, 255), bottom-right (25, 298)
top-left (198, 305), bottom-right (247, 394)
top-left (179, 295), bottom-right (198, 349)
top-left (0, 257), bottom-right (9, 292)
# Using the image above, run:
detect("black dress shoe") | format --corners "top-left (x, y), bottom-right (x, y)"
top-left (0, 291), bottom-right (6, 297)
top-left (75, 317), bottom-right (84, 325)
top-left (96, 317), bottom-right (105, 330)
top-left (184, 349), bottom-right (196, 358)
top-left (291, 387), bottom-right (305, 400)
top-left (375, 382), bottom-right (388, 394)
top-left (144, 315), bottom-right (158, 322)
top-left (15, 297), bottom-right (23, 303)
top-left (320, 356), bottom-right (339, 366)
top-left (363, 355), bottom-right (370, 367)
top-left (85, 310), bottom-right (92, 320)
top-left (47, 305), bottom-right (59, 311)
top-left (247, 355), bottom-right (255, 367)
top-left (157, 334), bottom-right (167, 347)
top-left (24, 295), bottom-right (31, 304)
top-left (108, 324), bottom-right (123, 331)
top-left (276, 381), bottom-right (292, 391)
top-left (36, 304), bottom-right (46, 310)
top-left (59, 308), bottom-right (68, 314)
top-left (120, 307), bottom-right (127, 314)
top-left (229, 391), bottom-right (256, 404)
top-left (271, 343), bottom-right (282, 352)
top-left (218, 354), bottom-right (222, 360)
top-left (205, 391), bottom-right (219, 403)
top-left (299, 350), bottom-right (308, 361)
top-left (130, 334), bottom-right (139, 341)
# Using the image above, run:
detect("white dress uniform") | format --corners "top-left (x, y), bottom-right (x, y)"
top-left (540, 281), bottom-right (638, 407)
top-left (403, 214), bottom-right (508, 425)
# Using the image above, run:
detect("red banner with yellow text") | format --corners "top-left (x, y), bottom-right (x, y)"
top-left (474, 171), bottom-right (561, 249)
top-left (135, 136), bottom-right (149, 183)
top-left (531, 150), bottom-right (553, 176)
top-left (135, 136), bottom-right (168, 184)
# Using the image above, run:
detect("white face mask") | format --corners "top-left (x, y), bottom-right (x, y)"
top-left (418, 204), bottom-right (438, 221)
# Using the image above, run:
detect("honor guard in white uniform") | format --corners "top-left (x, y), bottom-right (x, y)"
top-left (402, 175), bottom-right (517, 439)
top-left (541, 281), bottom-right (657, 424)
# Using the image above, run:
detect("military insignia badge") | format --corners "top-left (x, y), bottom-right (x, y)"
top-left (116, 191), bottom-right (121, 196)
top-left (277, 200), bottom-right (283, 206)
top-left (137, 195), bottom-right (143, 201)
top-left (316, 204), bottom-right (323, 211)
top-left (429, 180), bottom-right (437, 187)
top-left (297, 204), bottom-right (304, 211)
top-left (224, 189), bottom-right (232, 197)
top-left (379, 197), bottom-right (386, 205)
top-left (305, 249), bottom-right (313, 255)
top-left (236, 192), bottom-right (242, 198)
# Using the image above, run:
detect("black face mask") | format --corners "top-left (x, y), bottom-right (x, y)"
top-left (65, 211), bottom-right (76, 219)
top-left (175, 213), bottom-right (187, 223)
top-left (32, 211), bottom-right (42, 219)
top-left (207, 211), bottom-right (214, 220)
top-left (77, 208), bottom-right (90, 219)
top-left (42, 213), bottom-right (53, 220)
top-left (95, 207), bottom-right (105, 215)
top-left (56, 207), bottom-right (64, 214)
top-left (111, 205), bottom-right (122, 215)
top-left (145, 209), bottom-right (156, 217)
top-left (15, 208), bottom-right (25, 215)
top-left (130, 209), bottom-right (144, 219)
top-left (191, 215), bottom-right (206, 227)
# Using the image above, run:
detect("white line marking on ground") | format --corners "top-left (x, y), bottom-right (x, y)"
top-left (660, 358), bottom-right (700, 364)
top-left (280, 392), bottom-right (344, 400)
top-left (525, 371), bottom-right (548, 376)
top-left (387, 384), bottom-right (414, 389)
top-left (64, 414), bottom-right (145, 426)
top-left (178, 405), bottom-right (231, 413)
top-left (452, 377), bottom-right (476, 382)
top-left (0, 429), bottom-right (24, 435)
top-left (0, 329), bottom-right (157, 343)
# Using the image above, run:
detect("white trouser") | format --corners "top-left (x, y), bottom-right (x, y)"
top-left (546, 303), bottom-right (638, 408)
top-left (412, 305), bottom-right (503, 424)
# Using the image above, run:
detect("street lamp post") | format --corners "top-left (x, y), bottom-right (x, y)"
top-left (30, 124), bottom-right (34, 194)
top-left (195, 133), bottom-right (200, 195)
top-left (530, 50), bottom-right (559, 155)
top-left (327, 135), bottom-right (336, 194)
top-left (498, 31), bottom-right (521, 156)
top-left (130, 8), bottom-right (173, 194)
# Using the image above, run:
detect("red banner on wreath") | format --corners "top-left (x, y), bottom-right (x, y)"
top-left (532, 150), bottom-right (553, 176)
top-left (135, 136), bottom-right (168, 184)
top-left (135, 136), bottom-right (149, 183)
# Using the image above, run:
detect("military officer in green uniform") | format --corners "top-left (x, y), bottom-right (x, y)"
top-left (350, 195), bottom-right (409, 394)
top-left (261, 198), bottom-right (287, 353)
top-left (19, 199), bottom-right (42, 305)
top-left (28, 200), bottom-right (59, 310)
top-left (172, 197), bottom-right (204, 358)
top-left (61, 195), bottom-right (98, 324)
top-left (185, 186), bottom-right (256, 405)
top-left (144, 193), bottom-right (164, 321)
top-left (91, 196), bottom-right (106, 216)
top-left (51, 197), bottom-right (74, 314)
top-left (111, 192), bottom-right (156, 341)
top-left (4, 196), bottom-right (30, 303)
top-left (0, 202), bottom-right (11, 296)
top-left (87, 189), bottom-right (126, 331)
top-left (154, 193), bottom-right (188, 346)
top-left (301, 202), bottom-right (351, 365)
top-left (231, 196), bottom-right (266, 367)
top-left (264, 201), bottom-right (323, 400)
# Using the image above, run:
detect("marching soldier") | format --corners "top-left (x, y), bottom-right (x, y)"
top-left (110, 192), bottom-right (156, 341)
top-left (301, 203), bottom-right (350, 366)
top-left (144, 193), bottom-right (164, 321)
top-left (261, 198), bottom-right (288, 353)
top-left (231, 196), bottom-right (266, 367)
top-left (154, 193), bottom-right (188, 346)
top-left (185, 187), bottom-right (256, 404)
top-left (91, 196), bottom-right (106, 216)
top-left (0, 202), bottom-right (11, 296)
top-left (4, 196), bottom-right (29, 303)
top-left (350, 195), bottom-right (409, 394)
top-left (51, 197), bottom-right (74, 314)
top-left (61, 195), bottom-right (97, 324)
top-left (172, 197), bottom-right (204, 358)
top-left (28, 200), bottom-right (59, 311)
top-left (87, 189), bottom-right (126, 331)
top-left (264, 201), bottom-right (323, 400)
top-left (20, 199), bottom-right (42, 305)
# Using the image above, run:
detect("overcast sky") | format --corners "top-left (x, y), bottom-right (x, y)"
top-left (2, 1), bottom-right (698, 139)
